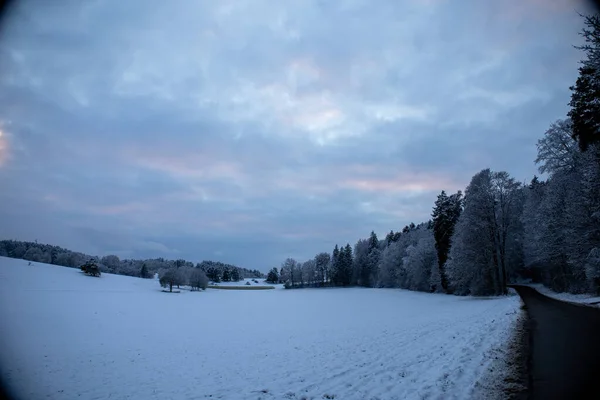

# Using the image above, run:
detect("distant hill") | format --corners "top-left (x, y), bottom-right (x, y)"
top-left (0, 240), bottom-right (264, 281)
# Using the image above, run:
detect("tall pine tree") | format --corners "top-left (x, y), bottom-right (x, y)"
top-left (432, 190), bottom-right (463, 292)
top-left (568, 13), bottom-right (600, 152)
top-left (331, 245), bottom-right (340, 285)
top-left (222, 267), bottom-right (231, 282)
top-left (231, 268), bottom-right (241, 282)
top-left (266, 267), bottom-right (279, 283)
top-left (365, 231), bottom-right (380, 287)
top-left (342, 243), bottom-right (353, 286)
top-left (140, 264), bottom-right (149, 279)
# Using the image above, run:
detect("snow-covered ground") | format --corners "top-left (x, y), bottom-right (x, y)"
top-left (0, 257), bottom-right (520, 400)
top-left (530, 283), bottom-right (600, 306)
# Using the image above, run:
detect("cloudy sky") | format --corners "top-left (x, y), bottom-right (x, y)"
top-left (0, 0), bottom-right (595, 270)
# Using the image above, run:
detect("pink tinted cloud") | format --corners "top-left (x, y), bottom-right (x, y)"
top-left (341, 177), bottom-right (448, 193)
top-left (81, 197), bottom-right (258, 235)
top-left (128, 151), bottom-right (247, 184)
top-left (336, 167), bottom-right (463, 195)
top-left (123, 139), bottom-right (462, 203)
top-left (274, 163), bottom-right (462, 197)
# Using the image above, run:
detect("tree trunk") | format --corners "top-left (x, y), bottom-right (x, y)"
top-left (489, 217), bottom-right (502, 295)
top-left (500, 230), bottom-right (508, 294)
top-left (438, 264), bottom-right (449, 293)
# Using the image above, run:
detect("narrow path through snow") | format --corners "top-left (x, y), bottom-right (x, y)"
top-left (511, 285), bottom-right (600, 400)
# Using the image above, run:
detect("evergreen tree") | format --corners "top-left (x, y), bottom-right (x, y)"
top-left (353, 239), bottom-right (369, 286)
top-left (360, 231), bottom-right (380, 287)
top-left (231, 268), bottom-right (241, 282)
top-left (366, 247), bottom-right (381, 287)
top-left (222, 267), bottom-right (231, 282)
top-left (341, 243), bottom-right (353, 286)
top-left (432, 190), bottom-right (463, 293)
top-left (206, 267), bottom-right (220, 282)
top-left (568, 13), bottom-right (600, 152)
top-left (266, 268), bottom-right (279, 283)
top-left (140, 264), bottom-right (149, 279)
top-left (368, 231), bottom-right (378, 251)
top-left (50, 248), bottom-right (58, 265)
top-left (331, 245), bottom-right (340, 285)
top-left (385, 230), bottom-right (395, 245)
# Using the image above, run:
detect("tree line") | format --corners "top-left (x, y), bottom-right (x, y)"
top-left (277, 13), bottom-right (600, 296)
top-left (0, 240), bottom-right (263, 282)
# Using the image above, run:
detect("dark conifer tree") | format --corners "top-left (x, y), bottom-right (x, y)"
top-left (568, 14), bottom-right (600, 152)
top-left (432, 190), bottom-right (463, 292)
top-left (331, 245), bottom-right (341, 285)
top-left (266, 268), bottom-right (279, 283)
top-left (140, 264), bottom-right (149, 278)
top-left (231, 268), bottom-right (241, 282)
top-left (222, 267), bottom-right (231, 282)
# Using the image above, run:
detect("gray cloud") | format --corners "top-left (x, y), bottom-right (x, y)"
top-left (0, 0), bottom-right (594, 270)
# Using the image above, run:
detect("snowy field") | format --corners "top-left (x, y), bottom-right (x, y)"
top-left (0, 257), bottom-right (520, 400)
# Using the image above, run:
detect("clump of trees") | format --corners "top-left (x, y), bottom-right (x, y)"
top-left (280, 13), bottom-right (600, 296)
top-left (445, 170), bottom-right (523, 296)
top-left (159, 268), bottom-right (186, 292)
top-left (159, 266), bottom-right (209, 292)
top-left (197, 260), bottom-right (259, 282)
top-left (80, 260), bottom-right (101, 277)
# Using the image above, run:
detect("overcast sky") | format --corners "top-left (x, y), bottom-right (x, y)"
top-left (0, 0), bottom-right (594, 270)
